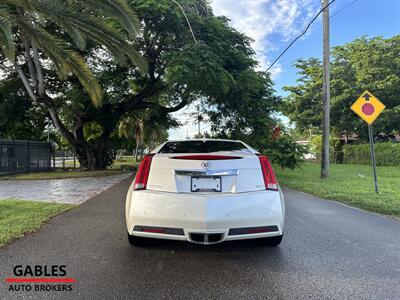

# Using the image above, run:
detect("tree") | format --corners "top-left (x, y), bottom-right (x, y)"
top-left (1, 0), bottom-right (287, 169)
top-left (4, 0), bottom-right (279, 170)
top-left (206, 69), bottom-right (280, 150)
top-left (118, 110), bottom-right (172, 161)
top-left (119, 114), bottom-right (144, 162)
top-left (282, 58), bottom-right (323, 132)
top-left (0, 75), bottom-right (47, 140)
top-left (330, 36), bottom-right (400, 139)
top-left (0, 0), bottom-right (145, 169)
top-left (283, 36), bottom-right (400, 140)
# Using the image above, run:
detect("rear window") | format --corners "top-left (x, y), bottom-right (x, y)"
top-left (158, 141), bottom-right (251, 154)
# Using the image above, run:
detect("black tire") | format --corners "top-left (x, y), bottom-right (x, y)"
top-left (127, 232), bottom-right (153, 246)
top-left (257, 234), bottom-right (283, 246)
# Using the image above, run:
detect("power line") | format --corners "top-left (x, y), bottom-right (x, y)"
top-left (266, 0), bottom-right (337, 72)
top-left (330, 0), bottom-right (359, 19)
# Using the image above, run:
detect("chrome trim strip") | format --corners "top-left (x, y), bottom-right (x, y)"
top-left (174, 169), bottom-right (239, 176)
top-left (174, 170), bottom-right (205, 176)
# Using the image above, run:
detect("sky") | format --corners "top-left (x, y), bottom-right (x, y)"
top-left (169, 0), bottom-right (400, 139)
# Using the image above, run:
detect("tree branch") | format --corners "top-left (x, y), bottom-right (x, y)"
top-left (41, 94), bottom-right (77, 148)
top-left (120, 79), bottom-right (165, 112)
top-left (164, 98), bottom-right (188, 112)
top-left (32, 45), bottom-right (45, 96)
top-left (14, 63), bottom-right (37, 103)
top-left (139, 98), bottom-right (188, 113)
top-left (171, 0), bottom-right (197, 44)
top-left (21, 33), bottom-right (38, 89)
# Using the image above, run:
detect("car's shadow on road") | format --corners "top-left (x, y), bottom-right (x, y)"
top-left (119, 238), bottom-right (288, 284)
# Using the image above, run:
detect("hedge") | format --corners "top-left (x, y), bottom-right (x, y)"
top-left (343, 142), bottom-right (400, 166)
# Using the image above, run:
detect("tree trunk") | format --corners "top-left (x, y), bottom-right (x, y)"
top-left (45, 97), bottom-right (118, 171)
top-left (134, 143), bottom-right (140, 162)
top-left (47, 118), bottom-right (110, 171)
top-left (85, 149), bottom-right (97, 171)
top-left (74, 142), bottom-right (108, 170)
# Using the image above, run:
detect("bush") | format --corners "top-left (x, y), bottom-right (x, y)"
top-left (310, 135), bottom-right (343, 163)
top-left (262, 135), bottom-right (309, 169)
top-left (343, 142), bottom-right (400, 166)
top-left (310, 135), bottom-right (322, 161)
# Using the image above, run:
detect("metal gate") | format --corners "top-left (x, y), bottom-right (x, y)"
top-left (0, 139), bottom-right (52, 176)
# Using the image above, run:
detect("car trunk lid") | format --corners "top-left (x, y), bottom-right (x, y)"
top-left (146, 153), bottom-right (265, 193)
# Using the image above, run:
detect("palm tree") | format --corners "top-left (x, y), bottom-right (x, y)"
top-left (119, 111), bottom-right (170, 162)
top-left (143, 122), bottom-right (168, 152)
top-left (0, 0), bottom-right (146, 106)
top-left (0, 0), bottom-right (146, 170)
top-left (119, 114), bottom-right (144, 162)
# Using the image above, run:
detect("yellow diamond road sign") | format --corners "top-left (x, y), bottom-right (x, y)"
top-left (350, 90), bottom-right (385, 125)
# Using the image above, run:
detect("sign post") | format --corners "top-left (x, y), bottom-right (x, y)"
top-left (367, 124), bottom-right (378, 193)
top-left (350, 90), bottom-right (385, 194)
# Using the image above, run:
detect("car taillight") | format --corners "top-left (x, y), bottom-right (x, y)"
top-left (133, 154), bottom-right (154, 191)
top-left (258, 155), bottom-right (278, 191)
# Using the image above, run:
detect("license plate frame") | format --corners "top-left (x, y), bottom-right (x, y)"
top-left (191, 176), bottom-right (222, 192)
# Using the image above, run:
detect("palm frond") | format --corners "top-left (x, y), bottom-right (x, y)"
top-left (17, 18), bottom-right (103, 105)
top-left (27, 0), bottom-right (147, 72)
top-left (3, 0), bottom-right (146, 105)
top-left (61, 23), bottom-right (87, 51)
top-left (0, 13), bottom-right (15, 60)
top-left (84, 0), bottom-right (140, 36)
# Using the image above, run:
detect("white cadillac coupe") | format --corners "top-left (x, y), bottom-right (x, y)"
top-left (125, 139), bottom-right (285, 246)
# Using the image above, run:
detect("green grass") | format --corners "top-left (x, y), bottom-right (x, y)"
top-left (0, 199), bottom-right (74, 247)
top-left (110, 156), bottom-right (140, 171)
top-left (275, 162), bottom-right (400, 217)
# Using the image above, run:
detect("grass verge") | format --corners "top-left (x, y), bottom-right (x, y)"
top-left (110, 156), bottom-right (140, 171)
top-left (0, 169), bottom-right (128, 180)
top-left (0, 199), bottom-right (74, 247)
top-left (275, 162), bottom-right (400, 217)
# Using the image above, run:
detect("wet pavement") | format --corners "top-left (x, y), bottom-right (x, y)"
top-left (0, 179), bottom-right (399, 299)
top-left (0, 173), bottom-right (132, 204)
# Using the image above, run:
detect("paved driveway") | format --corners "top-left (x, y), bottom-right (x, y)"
top-left (0, 173), bottom-right (131, 204)
top-left (0, 178), bottom-right (399, 299)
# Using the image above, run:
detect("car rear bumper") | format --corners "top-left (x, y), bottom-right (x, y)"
top-left (126, 188), bottom-right (285, 244)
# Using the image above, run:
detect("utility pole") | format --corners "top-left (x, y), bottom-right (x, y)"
top-left (321, 0), bottom-right (330, 178)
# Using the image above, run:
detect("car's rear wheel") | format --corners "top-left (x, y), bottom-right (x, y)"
top-left (257, 234), bottom-right (283, 246)
top-left (127, 232), bottom-right (154, 246)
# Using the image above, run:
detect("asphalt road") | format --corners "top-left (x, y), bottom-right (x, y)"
top-left (1, 177), bottom-right (399, 299)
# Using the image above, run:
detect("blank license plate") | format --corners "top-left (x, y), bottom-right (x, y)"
top-left (191, 176), bottom-right (221, 192)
